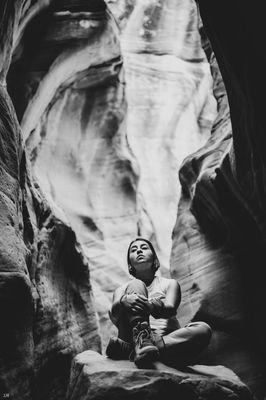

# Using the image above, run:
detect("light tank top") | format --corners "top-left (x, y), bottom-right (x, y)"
top-left (147, 276), bottom-right (180, 336)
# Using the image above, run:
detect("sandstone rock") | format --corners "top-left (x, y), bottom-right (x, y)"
top-left (9, 0), bottom-right (135, 348)
top-left (0, 96), bottom-right (101, 399)
top-left (3, 1), bottom-right (264, 400)
top-left (171, 4), bottom-right (266, 399)
top-left (9, 0), bottom-right (216, 350)
top-left (1, 2), bottom-right (101, 400)
top-left (0, 5), bottom-right (36, 397)
top-left (23, 175), bottom-right (101, 400)
top-left (171, 34), bottom-right (235, 338)
top-left (66, 350), bottom-right (254, 400)
top-left (109, 0), bottom-right (217, 270)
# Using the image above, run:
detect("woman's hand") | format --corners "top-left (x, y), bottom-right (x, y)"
top-left (121, 293), bottom-right (150, 314)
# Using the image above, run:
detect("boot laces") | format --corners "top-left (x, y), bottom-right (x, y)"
top-left (136, 327), bottom-right (152, 348)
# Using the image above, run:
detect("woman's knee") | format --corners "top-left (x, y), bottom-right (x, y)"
top-left (200, 322), bottom-right (212, 341)
top-left (186, 321), bottom-right (212, 343)
top-left (197, 321), bottom-right (212, 342)
top-left (125, 279), bottom-right (148, 295)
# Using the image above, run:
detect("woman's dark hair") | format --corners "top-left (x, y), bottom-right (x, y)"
top-left (127, 237), bottom-right (160, 276)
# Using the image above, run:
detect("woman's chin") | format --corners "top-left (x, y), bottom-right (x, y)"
top-left (136, 257), bottom-right (145, 262)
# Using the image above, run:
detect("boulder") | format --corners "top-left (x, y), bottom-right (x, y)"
top-left (67, 350), bottom-right (254, 400)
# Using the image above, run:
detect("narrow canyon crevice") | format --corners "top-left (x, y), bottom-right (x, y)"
top-left (7, 0), bottom-right (216, 351)
top-left (0, 0), bottom-right (265, 399)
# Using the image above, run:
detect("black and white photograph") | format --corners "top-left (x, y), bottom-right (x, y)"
top-left (0, 1), bottom-right (265, 399)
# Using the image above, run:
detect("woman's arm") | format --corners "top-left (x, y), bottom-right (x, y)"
top-left (109, 286), bottom-right (151, 325)
top-left (149, 279), bottom-right (181, 319)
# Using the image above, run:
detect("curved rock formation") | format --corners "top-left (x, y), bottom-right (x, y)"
top-left (9, 0), bottom-right (216, 348)
top-left (3, 0), bottom-right (260, 399)
top-left (8, 0), bottom-right (137, 347)
top-left (0, 2), bottom-right (100, 400)
top-left (22, 175), bottom-right (101, 400)
top-left (171, 4), bottom-right (266, 399)
top-left (109, 0), bottom-right (216, 269)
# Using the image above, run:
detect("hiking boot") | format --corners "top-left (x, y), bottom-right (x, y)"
top-left (151, 331), bottom-right (165, 353)
top-left (133, 321), bottom-right (159, 367)
top-left (106, 337), bottom-right (133, 360)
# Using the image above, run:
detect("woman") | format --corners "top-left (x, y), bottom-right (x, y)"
top-left (106, 237), bottom-right (212, 368)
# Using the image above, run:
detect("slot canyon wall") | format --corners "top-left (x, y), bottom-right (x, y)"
top-left (1, 0), bottom-right (215, 399)
top-left (0, 2), bottom-right (102, 400)
top-left (1, 0), bottom-right (265, 400)
top-left (7, 0), bottom-right (216, 348)
top-left (170, 1), bottom-right (266, 399)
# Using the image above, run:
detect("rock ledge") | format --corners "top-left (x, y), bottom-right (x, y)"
top-left (67, 350), bottom-right (253, 400)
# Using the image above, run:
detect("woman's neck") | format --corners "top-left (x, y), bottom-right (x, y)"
top-left (138, 274), bottom-right (155, 287)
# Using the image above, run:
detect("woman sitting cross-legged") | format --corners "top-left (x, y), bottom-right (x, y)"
top-left (106, 237), bottom-right (212, 368)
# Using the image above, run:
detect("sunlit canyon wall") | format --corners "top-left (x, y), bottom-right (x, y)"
top-left (9, 0), bottom-right (215, 346)
top-left (2, 0), bottom-right (266, 399)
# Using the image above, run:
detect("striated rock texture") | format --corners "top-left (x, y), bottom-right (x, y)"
top-left (66, 350), bottom-right (254, 400)
top-left (8, 0), bottom-right (137, 347)
top-left (5, 0), bottom-right (265, 399)
top-left (0, 2), bottom-right (100, 400)
top-left (171, 22), bottom-right (234, 355)
top-left (21, 174), bottom-right (101, 400)
top-left (108, 0), bottom-right (216, 269)
top-left (171, 4), bottom-right (266, 399)
top-left (9, 0), bottom-right (216, 347)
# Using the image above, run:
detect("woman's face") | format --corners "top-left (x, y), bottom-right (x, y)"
top-left (129, 240), bottom-right (154, 269)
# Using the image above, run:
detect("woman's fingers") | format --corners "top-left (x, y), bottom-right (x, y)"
top-left (136, 296), bottom-right (148, 306)
top-left (135, 301), bottom-right (148, 311)
top-left (138, 294), bottom-right (148, 301)
top-left (134, 302), bottom-right (149, 313)
top-left (132, 305), bottom-right (144, 313)
top-left (135, 298), bottom-right (145, 306)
